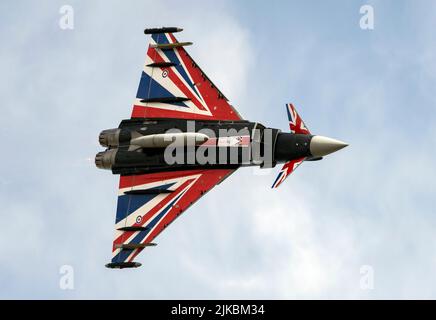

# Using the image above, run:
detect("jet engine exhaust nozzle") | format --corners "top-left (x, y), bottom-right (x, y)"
top-left (99, 129), bottom-right (120, 148)
top-left (95, 149), bottom-right (117, 170)
top-left (309, 135), bottom-right (348, 157)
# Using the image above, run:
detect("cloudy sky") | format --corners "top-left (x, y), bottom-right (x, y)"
top-left (1, 0), bottom-right (436, 299)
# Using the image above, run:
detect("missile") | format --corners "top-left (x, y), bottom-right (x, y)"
top-left (150, 42), bottom-right (193, 50)
top-left (130, 132), bottom-right (209, 148)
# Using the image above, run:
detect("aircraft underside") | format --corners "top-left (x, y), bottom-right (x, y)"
top-left (95, 27), bottom-right (347, 269)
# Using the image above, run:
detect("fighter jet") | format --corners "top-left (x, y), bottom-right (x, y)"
top-left (96, 27), bottom-right (348, 269)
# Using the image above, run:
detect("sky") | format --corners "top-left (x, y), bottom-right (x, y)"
top-left (1, 0), bottom-right (436, 299)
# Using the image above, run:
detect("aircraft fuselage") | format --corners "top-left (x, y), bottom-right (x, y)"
top-left (95, 118), bottom-right (315, 175)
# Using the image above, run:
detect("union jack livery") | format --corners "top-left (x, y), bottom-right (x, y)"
top-left (271, 157), bottom-right (305, 189)
top-left (95, 27), bottom-right (348, 269)
top-left (131, 30), bottom-right (241, 121)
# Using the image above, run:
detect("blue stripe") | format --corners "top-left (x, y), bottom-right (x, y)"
top-left (115, 194), bottom-right (157, 224)
top-left (115, 183), bottom-right (175, 224)
top-left (136, 71), bottom-right (189, 108)
top-left (272, 172), bottom-right (283, 188)
top-left (151, 33), bottom-right (169, 45)
top-left (286, 104), bottom-right (292, 123)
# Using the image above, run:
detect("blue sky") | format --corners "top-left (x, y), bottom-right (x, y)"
top-left (1, 0), bottom-right (436, 299)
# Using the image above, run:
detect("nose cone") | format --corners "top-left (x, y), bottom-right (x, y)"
top-left (310, 135), bottom-right (348, 157)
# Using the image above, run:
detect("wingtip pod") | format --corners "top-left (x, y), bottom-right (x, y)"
top-left (144, 27), bottom-right (183, 34)
top-left (105, 261), bottom-right (142, 269)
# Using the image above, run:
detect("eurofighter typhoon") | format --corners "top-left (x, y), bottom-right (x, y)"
top-left (96, 27), bottom-right (348, 269)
